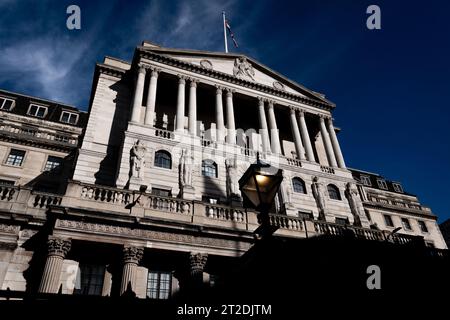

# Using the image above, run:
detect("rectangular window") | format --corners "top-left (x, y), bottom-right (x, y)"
top-left (147, 271), bottom-right (172, 299)
top-left (0, 97), bottom-right (14, 111)
top-left (60, 111), bottom-right (78, 124)
top-left (151, 188), bottom-right (171, 197)
top-left (418, 221), bottom-right (428, 233)
top-left (360, 175), bottom-right (371, 186)
top-left (44, 156), bottom-right (63, 171)
top-left (76, 264), bottom-right (105, 296)
top-left (28, 104), bottom-right (47, 118)
top-left (401, 218), bottom-right (412, 230)
top-left (392, 183), bottom-right (403, 193)
top-left (377, 179), bottom-right (388, 190)
top-left (383, 214), bottom-right (394, 227)
top-left (335, 217), bottom-right (349, 225)
top-left (5, 149), bottom-right (25, 166)
top-left (0, 179), bottom-right (15, 186)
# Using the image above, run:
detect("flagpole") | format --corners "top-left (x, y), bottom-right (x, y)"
top-left (222, 11), bottom-right (228, 53)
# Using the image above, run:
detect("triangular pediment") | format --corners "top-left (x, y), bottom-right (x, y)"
top-left (139, 44), bottom-right (332, 105)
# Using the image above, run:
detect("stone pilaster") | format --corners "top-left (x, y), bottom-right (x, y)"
top-left (130, 64), bottom-right (146, 123)
top-left (120, 245), bottom-right (144, 296)
top-left (144, 67), bottom-right (159, 126)
top-left (38, 236), bottom-right (71, 293)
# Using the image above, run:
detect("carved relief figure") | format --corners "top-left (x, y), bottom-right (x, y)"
top-left (225, 158), bottom-right (240, 198)
top-left (312, 176), bottom-right (326, 218)
top-left (179, 149), bottom-right (193, 188)
top-left (279, 171), bottom-right (292, 205)
top-left (345, 182), bottom-right (363, 226)
top-left (233, 57), bottom-right (255, 81)
top-left (130, 140), bottom-right (146, 178)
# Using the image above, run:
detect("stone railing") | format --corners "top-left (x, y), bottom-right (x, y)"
top-left (205, 204), bottom-right (245, 222)
top-left (269, 213), bottom-right (304, 231)
top-left (147, 195), bottom-right (192, 215)
top-left (201, 139), bottom-right (217, 148)
top-left (154, 129), bottom-right (174, 140)
top-left (285, 157), bottom-right (302, 167)
top-left (0, 185), bottom-right (17, 201)
top-left (80, 185), bottom-right (133, 205)
top-left (32, 192), bottom-right (62, 208)
top-left (320, 166), bottom-right (335, 174)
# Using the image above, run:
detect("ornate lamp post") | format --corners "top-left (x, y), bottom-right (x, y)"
top-left (238, 154), bottom-right (283, 239)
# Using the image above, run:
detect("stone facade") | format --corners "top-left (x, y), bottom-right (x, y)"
top-left (0, 41), bottom-right (446, 298)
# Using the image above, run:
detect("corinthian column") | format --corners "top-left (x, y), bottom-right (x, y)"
top-left (215, 86), bottom-right (225, 142)
top-left (130, 64), bottom-right (146, 123)
top-left (267, 100), bottom-right (281, 154)
top-left (38, 236), bottom-right (71, 293)
top-left (319, 115), bottom-right (338, 167)
top-left (144, 68), bottom-right (159, 126)
top-left (120, 245), bottom-right (144, 296)
top-left (257, 97), bottom-right (270, 152)
top-left (327, 118), bottom-right (346, 168)
top-left (175, 75), bottom-right (186, 132)
top-left (188, 78), bottom-right (198, 136)
top-left (289, 107), bottom-right (305, 159)
top-left (225, 89), bottom-right (236, 144)
top-left (298, 109), bottom-right (315, 162)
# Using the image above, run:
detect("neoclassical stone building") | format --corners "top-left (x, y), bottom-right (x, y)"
top-left (0, 41), bottom-right (446, 299)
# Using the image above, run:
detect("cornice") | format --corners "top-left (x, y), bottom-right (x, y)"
top-left (137, 49), bottom-right (333, 111)
top-left (96, 63), bottom-right (127, 79)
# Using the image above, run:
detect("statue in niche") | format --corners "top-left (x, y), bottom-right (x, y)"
top-left (130, 140), bottom-right (146, 178)
top-left (311, 176), bottom-right (326, 219)
top-left (179, 149), bottom-right (193, 188)
top-left (225, 158), bottom-right (240, 198)
top-left (345, 182), bottom-right (363, 226)
top-left (233, 57), bottom-right (255, 81)
top-left (279, 171), bottom-right (292, 206)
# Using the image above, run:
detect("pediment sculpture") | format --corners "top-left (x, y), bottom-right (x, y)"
top-left (233, 57), bottom-right (255, 81)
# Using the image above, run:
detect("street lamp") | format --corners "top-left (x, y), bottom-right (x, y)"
top-left (238, 153), bottom-right (283, 239)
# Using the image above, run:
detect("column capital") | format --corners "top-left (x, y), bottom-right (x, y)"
top-left (137, 63), bottom-right (147, 74)
top-left (257, 96), bottom-right (266, 105)
top-left (318, 114), bottom-right (331, 121)
top-left (215, 84), bottom-right (225, 93)
top-left (123, 245), bottom-right (144, 264)
top-left (177, 74), bottom-right (187, 84)
top-left (47, 236), bottom-right (71, 258)
top-left (189, 252), bottom-right (208, 273)
top-left (189, 78), bottom-right (198, 87)
top-left (149, 67), bottom-right (160, 78)
top-left (288, 105), bottom-right (297, 114)
top-left (267, 99), bottom-right (275, 106)
top-left (225, 88), bottom-right (235, 96)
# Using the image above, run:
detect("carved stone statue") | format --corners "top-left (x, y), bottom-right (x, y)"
top-left (225, 158), bottom-right (240, 198)
top-left (233, 57), bottom-right (255, 81)
top-left (179, 149), bottom-right (193, 188)
top-left (279, 171), bottom-right (292, 206)
top-left (130, 140), bottom-right (146, 178)
top-left (345, 182), bottom-right (363, 226)
top-left (311, 176), bottom-right (326, 219)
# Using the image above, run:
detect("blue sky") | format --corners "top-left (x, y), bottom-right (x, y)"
top-left (1, 0), bottom-right (449, 222)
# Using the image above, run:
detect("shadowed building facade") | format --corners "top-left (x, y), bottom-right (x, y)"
top-left (0, 41), bottom-right (446, 298)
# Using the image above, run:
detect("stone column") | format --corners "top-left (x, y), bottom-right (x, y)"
top-left (175, 75), bottom-right (186, 132)
top-left (144, 68), bottom-right (159, 126)
top-left (130, 64), bottom-right (146, 123)
top-left (289, 107), bottom-right (305, 160)
top-left (188, 78), bottom-right (198, 136)
top-left (120, 245), bottom-right (144, 296)
top-left (257, 97), bottom-right (270, 153)
top-left (189, 252), bottom-right (208, 288)
top-left (298, 109), bottom-right (316, 162)
top-left (215, 86), bottom-right (225, 143)
top-left (319, 115), bottom-right (338, 167)
top-left (38, 236), bottom-right (71, 293)
top-left (267, 100), bottom-right (281, 154)
top-left (225, 89), bottom-right (236, 144)
top-left (327, 118), bottom-right (346, 168)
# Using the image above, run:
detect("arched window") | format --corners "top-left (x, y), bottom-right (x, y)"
top-left (292, 177), bottom-right (306, 194)
top-left (202, 160), bottom-right (217, 178)
top-left (327, 184), bottom-right (341, 200)
top-left (154, 150), bottom-right (172, 169)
